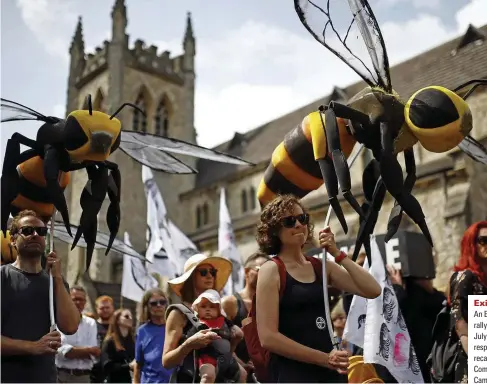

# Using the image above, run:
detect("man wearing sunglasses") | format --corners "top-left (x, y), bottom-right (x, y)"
top-left (1, 210), bottom-right (80, 383)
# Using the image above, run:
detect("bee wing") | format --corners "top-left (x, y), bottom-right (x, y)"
top-left (294, 0), bottom-right (392, 93)
top-left (120, 131), bottom-right (255, 167)
top-left (0, 98), bottom-right (59, 124)
top-left (53, 222), bottom-right (147, 261)
top-left (458, 135), bottom-right (487, 165)
top-left (119, 141), bottom-right (197, 174)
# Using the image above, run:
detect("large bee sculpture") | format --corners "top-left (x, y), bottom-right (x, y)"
top-left (258, 0), bottom-right (487, 261)
top-left (1, 95), bottom-right (254, 268)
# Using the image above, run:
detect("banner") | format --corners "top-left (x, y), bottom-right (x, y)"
top-left (343, 236), bottom-right (424, 383)
top-left (121, 232), bottom-right (158, 302)
top-left (142, 166), bottom-right (182, 278)
top-left (218, 188), bottom-right (244, 295)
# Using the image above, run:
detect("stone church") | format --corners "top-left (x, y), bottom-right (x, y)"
top-left (58, 0), bottom-right (487, 310)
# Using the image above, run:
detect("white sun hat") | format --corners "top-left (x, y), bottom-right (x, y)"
top-left (192, 289), bottom-right (221, 310)
top-left (167, 253), bottom-right (233, 297)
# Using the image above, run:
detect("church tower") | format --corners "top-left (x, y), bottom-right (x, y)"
top-left (62, 0), bottom-right (197, 298)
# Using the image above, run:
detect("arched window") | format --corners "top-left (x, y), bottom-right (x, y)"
top-left (202, 203), bottom-right (209, 225)
top-left (196, 206), bottom-right (202, 229)
top-left (249, 187), bottom-right (256, 210)
top-left (241, 190), bottom-right (248, 213)
top-left (155, 98), bottom-right (169, 136)
top-left (133, 92), bottom-right (147, 132)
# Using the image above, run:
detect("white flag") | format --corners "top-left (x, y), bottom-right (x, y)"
top-left (218, 188), bottom-right (244, 295)
top-left (167, 220), bottom-right (200, 272)
top-left (343, 236), bottom-right (423, 383)
top-left (121, 232), bottom-right (158, 302)
top-left (142, 166), bottom-right (182, 278)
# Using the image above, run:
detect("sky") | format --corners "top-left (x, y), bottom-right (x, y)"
top-left (1, 0), bottom-right (487, 169)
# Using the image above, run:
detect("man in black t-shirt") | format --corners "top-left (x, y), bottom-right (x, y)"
top-left (1, 210), bottom-right (80, 383)
top-left (90, 295), bottom-right (114, 383)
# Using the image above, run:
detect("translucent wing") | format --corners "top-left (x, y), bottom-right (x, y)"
top-left (294, 0), bottom-right (392, 92)
top-left (119, 141), bottom-right (197, 174)
top-left (53, 222), bottom-right (147, 261)
top-left (1, 98), bottom-right (59, 124)
top-left (458, 135), bottom-right (487, 165)
top-left (120, 131), bottom-right (255, 167)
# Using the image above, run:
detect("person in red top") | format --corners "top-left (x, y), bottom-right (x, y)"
top-left (191, 289), bottom-right (245, 383)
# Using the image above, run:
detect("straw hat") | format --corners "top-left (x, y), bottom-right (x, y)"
top-left (167, 254), bottom-right (233, 297)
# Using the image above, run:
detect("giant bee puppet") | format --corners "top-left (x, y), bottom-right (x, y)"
top-left (1, 95), bottom-right (253, 269)
top-left (258, 0), bottom-right (487, 261)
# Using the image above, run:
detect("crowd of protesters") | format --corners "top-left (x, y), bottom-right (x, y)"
top-left (1, 202), bottom-right (486, 383)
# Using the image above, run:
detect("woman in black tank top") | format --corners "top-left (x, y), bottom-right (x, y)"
top-left (255, 194), bottom-right (382, 383)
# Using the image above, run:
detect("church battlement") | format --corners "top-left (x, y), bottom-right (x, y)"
top-left (127, 39), bottom-right (186, 84)
top-left (80, 41), bottom-right (109, 80)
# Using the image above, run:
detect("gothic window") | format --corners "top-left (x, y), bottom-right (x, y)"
top-left (133, 92), bottom-right (147, 132)
top-left (202, 203), bottom-right (209, 225)
top-left (249, 187), bottom-right (256, 210)
top-left (241, 190), bottom-right (248, 213)
top-left (155, 98), bottom-right (169, 136)
top-left (196, 206), bottom-right (202, 229)
top-left (94, 89), bottom-right (106, 113)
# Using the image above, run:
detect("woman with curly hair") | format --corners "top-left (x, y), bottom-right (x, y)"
top-left (255, 194), bottom-right (381, 383)
top-left (449, 220), bottom-right (487, 383)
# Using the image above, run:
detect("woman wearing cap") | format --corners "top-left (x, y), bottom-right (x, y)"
top-left (161, 254), bottom-right (234, 379)
top-left (256, 194), bottom-right (381, 383)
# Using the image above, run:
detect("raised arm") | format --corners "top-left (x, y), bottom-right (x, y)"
top-left (320, 228), bottom-right (381, 299)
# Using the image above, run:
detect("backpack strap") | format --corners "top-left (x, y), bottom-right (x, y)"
top-left (271, 256), bottom-right (287, 299)
top-left (166, 304), bottom-right (201, 329)
top-left (306, 255), bottom-right (323, 279)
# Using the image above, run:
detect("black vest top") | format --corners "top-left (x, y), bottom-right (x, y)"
top-left (233, 292), bottom-right (250, 363)
top-left (270, 269), bottom-right (347, 383)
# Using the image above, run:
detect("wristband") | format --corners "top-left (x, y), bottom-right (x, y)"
top-left (334, 251), bottom-right (347, 264)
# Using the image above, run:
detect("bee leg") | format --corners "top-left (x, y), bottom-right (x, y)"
top-left (71, 165), bottom-right (109, 270)
top-left (385, 149), bottom-right (417, 242)
top-left (1, 134), bottom-right (40, 234)
top-left (104, 161), bottom-right (121, 255)
top-left (317, 157), bottom-right (348, 233)
top-left (379, 122), bottom-right (433, 246)
top-left (324, 105), bottom-right (366, 219)
top-left (353, 160), bottom-right (387, 266)
top-left (43, 145), bottom-right (72, 237)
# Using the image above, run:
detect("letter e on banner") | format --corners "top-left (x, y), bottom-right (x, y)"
top-left (385, 238), bottom-right (401, 269)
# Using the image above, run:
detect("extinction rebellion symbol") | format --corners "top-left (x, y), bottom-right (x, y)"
top-left (315, 316), bottom-right (326, 330)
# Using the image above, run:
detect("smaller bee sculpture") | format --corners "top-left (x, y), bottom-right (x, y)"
top-left (1, 95), bottom-right (254, 269)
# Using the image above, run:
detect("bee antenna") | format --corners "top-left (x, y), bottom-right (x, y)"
top-left (109, 103), bottom-right (146, 120)
top-left (453, 79), bottom-right (487, 100)
top-left (85, 94), bottom-right (93, 115)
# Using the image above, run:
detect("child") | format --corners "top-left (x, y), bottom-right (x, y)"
top-left (191, 289), bottom-right (246, 383)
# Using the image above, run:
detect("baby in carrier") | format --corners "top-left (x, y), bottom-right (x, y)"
top-left (191, 289), bottom-right (246, 383)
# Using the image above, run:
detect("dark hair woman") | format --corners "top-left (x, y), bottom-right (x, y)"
top-left (449, 220), bottom-right (487, 383)
top-left (133, 288), bottom-right (174, 383)
top-left (255, 194), bottom-right (381, 383)
top-left (101, 308), bottom-right (135, 383)
top-left (162, 253), bottom-right (234, 382)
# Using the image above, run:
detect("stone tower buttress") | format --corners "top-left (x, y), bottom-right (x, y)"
top-left (67, 17), bottom-right (85, 114)
top-left (108, 0), bottom-right (127, 113)
top-left (183, 12), bottom-right (197, 147)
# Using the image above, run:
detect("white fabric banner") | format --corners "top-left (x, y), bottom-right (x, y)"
top-left (121, 232), bottom-right (158, 302)
top-left (343, 236), bottom-right (424, 383)
top-left (218, 188), bottom-right (244, 295)
top-left (142, 166), bottom-right (183, 278)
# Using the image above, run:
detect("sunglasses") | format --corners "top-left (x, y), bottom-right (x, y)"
top-left (477, 236), bottom-right (487, 246)
top-left (18, 226), bottom-right (48, 237)
top-left (197, 268), bottom-right (217, 278)
top-left (281, 213), bottom-right (309, 228)
top-left (121, 314), bottom-right (132, 320)
top-left (149, 299), bottom-right (167, 307)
